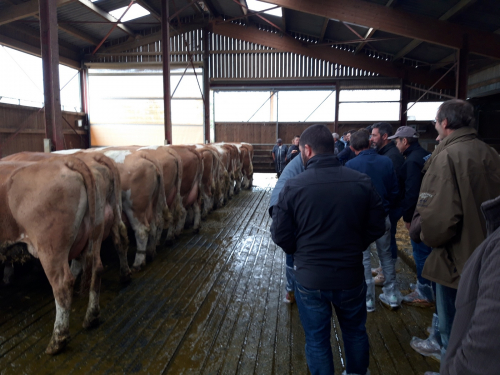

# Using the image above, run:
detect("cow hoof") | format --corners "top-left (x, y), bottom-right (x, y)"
top-left (193, 228), bottom-right (200, 234)
top-left (45, 333), bottom-right (70, 355)
top-left (131, 265), bottom-right (142, 273)
top-left (83, 312), bottom-right (100, 330)
top-left (120, 271), bottom-right (132, 284)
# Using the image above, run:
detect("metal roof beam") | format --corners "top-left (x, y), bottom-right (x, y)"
top-left (0, 0), bottom-right (73, 26)
top-left (261, 0), bottom-right (500, 60)
top-left (318, 18), bottom-right (328, 42)
top-left (135, 0), bottom-right (161, 21)
top-left (393, 0), bottom-right (476, 61)
top-left (212, 22), bottom-right (455, 89)
top-left (77, 0), bottom-right (136, 37)
top-left (31, 14), bottom-right (101, 46)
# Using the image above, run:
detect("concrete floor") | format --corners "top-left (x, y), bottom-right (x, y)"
top-left (0, 173), bottom-right (440, 374)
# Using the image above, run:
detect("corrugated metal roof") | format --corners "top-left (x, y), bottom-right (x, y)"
top-left (405, 42), bottom-right (455, 65)
top-left (286, 10), bottom-right (325, 39)
top-left (394, 0), bottom-right (462, 18)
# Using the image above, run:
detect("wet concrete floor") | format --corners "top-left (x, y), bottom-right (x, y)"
top-left (0, 173), bottom-right (440, 374)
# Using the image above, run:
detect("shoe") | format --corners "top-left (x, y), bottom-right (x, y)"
top-left (374, 273), bottom-right (385, 286)
top-left (284, 291), bottom-right (295, 304)
top-left (366, 298), bottom-right (375, 313)
top-left (402, 290), bottom-right (434, 308)
top-left (410, 336), bottom-right (441, 362)
top-left (424, 372), bottom-right (440, 375)
top-left (371, 266), bottom-right (382, 277)
top-left (379, 292), bottom-right (400, 310)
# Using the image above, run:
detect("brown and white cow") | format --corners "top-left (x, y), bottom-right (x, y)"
top-left (90, 147), bottom-right (167, 270)
top-left (233, 143), bottom-right (254, 189)
top-left (167, 145), bottom-right (203, 232)
top-left (0, 157), bottom-right (102, 354)
top-left (211, 143), bottom-right (237, 200)
top-left (3, 151), bottom-right (132, 282)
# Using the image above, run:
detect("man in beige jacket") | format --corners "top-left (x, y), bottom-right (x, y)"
top-left (417, 99), bottom-right (500, 365)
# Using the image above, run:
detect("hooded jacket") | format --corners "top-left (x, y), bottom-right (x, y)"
top-left (418, 127), bottom-right (500, 288)
top-left (270, 154), bottom-right (385, 290)
top-left (378, 141), bottom-right (405, 207)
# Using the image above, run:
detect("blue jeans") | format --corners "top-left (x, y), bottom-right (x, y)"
top-left (286, 254), bottom-right (295, 292)
top-left (389, 207), bottom-right (403, 259)
top-left (436, 283), bottom-right (457, 358)
top-left (295, 280), bottom-right (369, 375)
top-left (410, 239), bottom-right (433, 286)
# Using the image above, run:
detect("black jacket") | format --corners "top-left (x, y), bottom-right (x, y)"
top-left (400, 142), bottom-right (430, 222)
top-left (270, 154), bottom-right (386, 290)
top-left (378, 141), bottom-right (405, 206)
top-left (286, 145), bottom-right (300, 163)
top-left (337, 144), bottom-right (356, 165)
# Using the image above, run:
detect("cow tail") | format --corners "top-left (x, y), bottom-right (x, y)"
top-left (63, 156), bottom-right (99, 294)
top-left (142, 155), bottom-right (169, 232)
top-left (169, 148), bottom-right (183, 225)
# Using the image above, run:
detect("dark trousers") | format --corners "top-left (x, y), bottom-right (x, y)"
top-left (295, 280), bottom-right (369, 375)
top-left (388, 207), bottom-right (403, 259)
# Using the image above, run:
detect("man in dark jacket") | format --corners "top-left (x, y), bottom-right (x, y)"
top-left (337, 129), bottom-right (357, 165)
top-left (333, 132), bottom-right (344, 154)
top-left (388, 126), bottom-right (434, 305)
top-left (271, 124), bottom-right (385, 375)
top-left (371, 122), bottom-right (405, 273)
top-left (346, 130), bottom-right (400, 311)
top-left (272, 138), bottom-right (288, 178)
top-left (286, 135), bottom-right (300, 164)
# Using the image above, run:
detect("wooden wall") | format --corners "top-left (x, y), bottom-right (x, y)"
top-left (215, 122), bottom-right (335, 144)
top-left (0, 103), bottom-right (88, 157)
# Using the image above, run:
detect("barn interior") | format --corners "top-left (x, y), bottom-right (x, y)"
top-left (1, 0), bottom-right (500, 373)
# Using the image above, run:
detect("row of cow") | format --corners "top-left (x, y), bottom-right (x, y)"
top-left (0, 142), bottom-right (254, 354)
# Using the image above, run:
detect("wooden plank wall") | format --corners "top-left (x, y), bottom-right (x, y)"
top-left (0, 103), bottom-right (88, 157)
top-left (215, 122), bottom-right (334, 144)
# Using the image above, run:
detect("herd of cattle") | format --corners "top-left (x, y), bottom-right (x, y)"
top-left (0, 142), bottom-right (254, 355)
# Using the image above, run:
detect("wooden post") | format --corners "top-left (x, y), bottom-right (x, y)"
top-left (161, 0), bottom-right (172, 145)
top-left (39, 0), bottom-right (64, 151)
top-left (400, 79), bottom-right (409, 126)
top-left (203, 27), bottom-right (210, 143)
top-left (456, 34), bottom-right (469, 100)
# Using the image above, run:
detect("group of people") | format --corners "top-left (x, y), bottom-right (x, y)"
top-left (268, 99), bottom-right (500, 375)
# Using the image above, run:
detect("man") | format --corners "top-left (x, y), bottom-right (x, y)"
top-left (272, 138), bottom-right (288, 178)
top-left (370, 122), bottom-right (405, 284)
top-left (435, 195), bottom-right (500, 375)
top-left (388, 126), bottom-right (434, 306)
top-left (337, 129), bottom-right (357, 165)
top-left (332, 132), bottom-right (345, 154)
top-left (346, 130), bottom-right (400, 311)
top-left (418, 99), bottom-right (500, 362)
top-left (286, 135), bottom-right (300, 164)
top-left (271, 124), bottom-right (385, 375)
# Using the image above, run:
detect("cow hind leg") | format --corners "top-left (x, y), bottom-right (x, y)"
top-left (2, 264), bottom-right (14, 285)
top-left (185, 207), bottom-right (194, 229)
top-left (38, 252), bottom-right (75, 355)
top-left (175, 206), bottom-right (187, 236)
top-left (82, 248), bottom-right (104, 330)
top-left (132, 227), bottom-right (149, 271)
top-left (111, 222), bottom-right (131, 283)
top-left (70, 259), bottom-right (83, 279)
top-left (193, 201), bottom-right (201, 233)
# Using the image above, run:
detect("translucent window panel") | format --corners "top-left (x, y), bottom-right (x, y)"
top-left (339, 90), bottom-right (400, 102)
top-left (172, 125), bottom-right (203, 144)
top-left (171, 75), bottom-right (203, 98)
top-left (214, 91), bottom-right (274, 122)
top-left (278, 90), bottom-right (335, 122)
top-left (89, 75), bottom-right (164, 99)
top-left (89, 99), bottom-right (164, 124)
top-left (171, 100), bottom-right (204, 125)
top-left (339, 102), bottom-right (400, 121)
top-left (90, 124), bottom-right (165, 147)
top-left (407, 102), bottom-right (443, 121)
top-left (59, 65), bottom-right (81, 112)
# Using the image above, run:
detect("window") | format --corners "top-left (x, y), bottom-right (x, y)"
top-left (109, 4), bottom-right (150, 21)
top-left (407, 102), bottom-right (443, 121)
top-left (246, 0), bottom-right (282, 17)
top-left (0, 45), bottom-right (81, 112)
top-left (339, 89), bottom-right (400, 121)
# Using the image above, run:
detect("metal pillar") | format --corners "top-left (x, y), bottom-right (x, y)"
top-left (334, 82), bottom-right (340, 133)
top-left (162, 0), bottom-right (172, 145)
top-left (400, 79), bottom-right (409, 126)
top-left (39, 0), bottom-right (64, 151)
top-left (203, 27), bottom-right (210, 144)
top-left (456, 34), bottom-right (469, 100)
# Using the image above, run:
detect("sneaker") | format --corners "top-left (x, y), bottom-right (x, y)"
top-left (371, 266), bottom-right (382, 277)
top-left (403, 290), bottom-right (434, 308)
top-left (374, 273), bottom-right (385, 286)
top-left (379, 293), bottom-right (400, 310)
top-left (410, 336), bottom-right (442, 362)
top-left (284, 291), bottom-right (295, 304)
top-left (366, 299), bottom-right (375, 313)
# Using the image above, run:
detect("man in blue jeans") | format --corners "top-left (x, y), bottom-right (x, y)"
top-left (271, 124), bottom-right (385, 375)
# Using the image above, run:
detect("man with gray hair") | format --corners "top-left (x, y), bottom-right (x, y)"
top-left (332, 132), bottom-right (344, 154)
top-left (272, 138), bottom-right (288, 178)
top-left (417, 99), bottom-right (500, 370)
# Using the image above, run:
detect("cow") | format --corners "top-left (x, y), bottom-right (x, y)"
top-left (232, 143), bottom-right (254, 189)
top-left (167, 145), bottom-right (203, 232)
top-left (90, 147), bottom-right (167, 270)
top-left (0, 157), bottom-right (102, 354)
top-left (3, 151), bottom-right (131, 282)
top-left (210, 143), bottom-right (235, 201)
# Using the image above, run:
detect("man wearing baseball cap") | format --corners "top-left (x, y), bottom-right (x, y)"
top-left (388, 126), bottom-right (434, 307)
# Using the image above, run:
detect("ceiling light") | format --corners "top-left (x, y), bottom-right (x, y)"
top-left (246, 0), bottom-right (282, 17)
